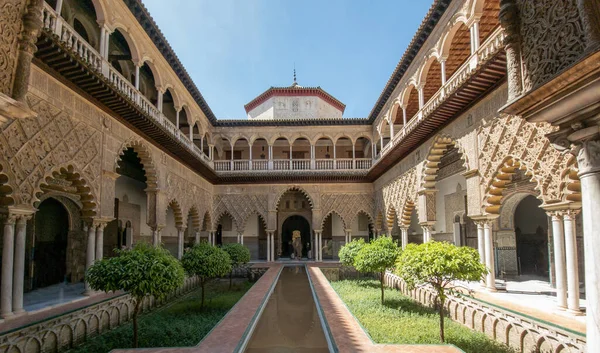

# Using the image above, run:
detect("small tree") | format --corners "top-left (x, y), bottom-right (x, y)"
top-left (222, 243), bottom-right (250, 289)
top-left (354, 236), bottom-right (400, 304)
top-left (85, 243), bottom-right (184, 348)
top-left (181, 242), bottom-right (231, 308)
top-left (338, 238), bottom-right (365, 267)
top-left (395, 241), bottom-right (487, 343)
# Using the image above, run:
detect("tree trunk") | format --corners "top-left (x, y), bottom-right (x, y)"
top-left (229, 270), bottom-right (233, 290)
top-left (438, 297), bottom-right (445, 343)
top-left (380, 272), bottom-right (385, 305)
top-left (132, 299), bottom-right (141, 348)
top-left (201, 279), bottom-right (205, 309)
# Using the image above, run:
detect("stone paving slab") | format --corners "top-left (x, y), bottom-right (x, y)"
top-left (307, 265), bottom-right (461, 353)
top-left (112, 264), bottom-right (282, 353)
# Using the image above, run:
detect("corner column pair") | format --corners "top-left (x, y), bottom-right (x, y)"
top-left (84, 219), bottom-right (108, 295)
top-left (1, 210), bottom-right (34, 319)
top-left (266, 230), bottom-right (275, 262)
top-left (473, 216), bottom-right (497, 292)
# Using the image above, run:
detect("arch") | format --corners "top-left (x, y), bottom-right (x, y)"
top-left (310, 133), bottom-right (335, 146)
top-left (350, 209), bottom-right (375, 227)
top-left (420, 135), bottom-right (469, 191)
top-left (139, 58), bottom-right (163, 88)
top-left (166, 199), bottom-right (184, 228)
top-left (274, 186), bottom-right (315, 211)
top-left (401, 83), bottom-right (419, 121)
top-left (34, 165), bottom-right (97, 218)
top-left (374, 210), bottom-right (384, 230)
top-left (400, 199), bottom-right (416, 227)
top-left (200, 210), bottom-right (212, 231)
top-left (483, 157), bottom-right (543, 214)
top-left (473, 0), bottom-right (501, 43)
top-left (0, 160), bottom-right (16, 206)
top-left (333, 133), bottom-right (354, 146)
top-left (115, 139), bottom-right (159, 190)
top-left (290, 133), bottom-right (312, 145)
top-left (186, 205), bottom-right (201, 231)
top-left (320, 210), bottom-right (348, 231)
top-left (498, 190), bottom-right (539, 231)
top-left (354, 136), bottom-right (373, 159)
top-left (419, 55), bottom-right (443, 104)
top-left (269, 135), bottom-right (290, 146)
top-left (214, 210), bottom-right (239, 232)
top-left (90, 0), bottom-right (107, 24)
top-left (109, 26), bottom-right (140, 65)
top-left (385, 206), bottom-right (398, 233)
top-left (241, 210), bottom-right (268, 232)
top-left (389, 101), bottom-right (403, 125)
top-left (37, 193), bottom-right (83, 231)
top-left (440, 19), bottom-right (471, 79)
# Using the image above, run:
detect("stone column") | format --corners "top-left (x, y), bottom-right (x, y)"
top-left (315, 231), bottom-right (322, 262)
top-left (266, 231), bottom-right (271, 262)
top-left (12, 214), bottom-right (31, 315)
top-left (175, 108), bottom-right (180, 129)
top-left (99, 25), bottom-right (107, 58)
top-left (440, 59), bottom-right (446, 85)
top-left (134, 64), bottom-right (140, 90)
top-left (1, 215), bottom-right (16, 318)
top-left (400, 227), bottom-right (408, 249)
top-left (152, 226), bottom-right (159, 246)
top-left (576, 139), bottom-right (600, 349)
top-left (177, 227), bottom-right (185, 259)
top-left (84, 221), bottom-right (96, 295)
top-left (157, 89), bottom-right (164, 112)
top-left (270, 232), bottom-right (275, 261)
top-left (402, 107), bottom-right (407, 126)
top-left (55, 0), bottom-right (64, 13)
top-left (453, 220), bottom-right (461, 246)
top-left (95, 222), bottom-right (106, 261)
top-left (195, 231), bottom-right (200, 245)
top-left (549, 211), bottom-right (567, 309)
top-left (11, 0), bottom-right (44, 103)
top-left (475, 221), bottom-right (486, 265)
top-left (563, 209), bottom-right (582, 314)
top-left (483, 220), bottom-right (497, 291)
top-left (470, 20), bottom-right (480, 53)
top-left (417, 85), bottom-right (424, 109)
top-left (420, 224), bottom-right (433, 243)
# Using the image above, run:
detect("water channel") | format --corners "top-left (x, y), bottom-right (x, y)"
top-left (244, 265), bottom-right (331, 352)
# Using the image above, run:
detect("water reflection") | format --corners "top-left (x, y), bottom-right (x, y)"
top-left (245, 266), bottom-right (329, 352)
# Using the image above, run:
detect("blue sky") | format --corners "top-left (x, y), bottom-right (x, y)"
top-left (143, 0), bottom-right (432, 119)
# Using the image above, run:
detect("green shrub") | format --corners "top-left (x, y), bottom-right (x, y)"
top-left (86, 243), bottom-right (184, 347)
top-left (181, 243), bottom-right (231, 308)
top-left (222, 243), bottom-right (251, 289)
top-left (338, 238), bottom-right (366, 267)
top-left (354, 235), bottom-right (400, 304)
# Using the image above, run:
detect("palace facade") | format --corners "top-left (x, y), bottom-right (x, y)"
top-left (0, 0), bottom-right (599, 352)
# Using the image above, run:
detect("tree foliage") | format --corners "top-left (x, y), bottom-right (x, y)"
top-left (338, 238), bottom-right (366, 267)
top-left (354, 236), bottom-right (401, 304)
top-left (395, 241), bottom-right (487, 343)
top-left (222, 243), bottom-right (251, 289)
top-left (181, 242), bottom-right (231, 308)
top-left (85, 243), bottom-right (185, 347)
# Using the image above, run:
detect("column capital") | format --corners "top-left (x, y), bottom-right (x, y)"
top-left (344, 229), bottom-right (352, 233)
top-left (313, 229), bottom-right (323, 235)
top-left (177, 225), bottom-right (187, 231)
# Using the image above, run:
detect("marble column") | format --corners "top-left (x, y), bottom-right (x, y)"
top-left (421, 224), bottom-right (433, 243)
top-left (453, 221), bottom-right (461, 246)
top-left (1, 215), bottom-right (16, 318)
top-left (177, 227), bottom-right (185, 259)
top-left (549, 211), bottom-right (567, 309)
top-left (152, 227), bottom-right (159, 247)
top-left (576, 139), bottom-right (600, 350)
top-left (84, 222), bottom-right (96, 295)
top-left (476, 221), bottom-right (486, 265)
top-left (195, 231), bottom-right (200, 245)
top-left (483, 220), bottom-right (496, 291)
top-left (12, 214), bottom-right (31, 315)
top-left (400, 227), bottom-right (408, 249)
top-left (267, 232), bottom-right (271, 262)
top-left (270, 232), bottom-right (275, 261)
top-left (95, 222), bottom-right (105, 261)
top-left (563, 209), bottom-right (582, 314)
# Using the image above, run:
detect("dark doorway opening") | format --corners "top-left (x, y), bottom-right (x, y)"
top-left (34, 198), bottom-right (69, 289)
top-left (216, 224), bottom-right (223, 246)
top-left (281, 215), bottom-right (311, 258)
top-left (515, 195), bottom-right (549, 279)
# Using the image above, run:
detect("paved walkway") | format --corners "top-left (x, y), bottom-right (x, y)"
top-left (465, 279), bottom-right (586, 334)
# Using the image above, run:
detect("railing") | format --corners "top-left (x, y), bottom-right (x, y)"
top-left (355, 158), bottom-right (372, 169)
top-left (252, 160), bottom-right (268, 170)
top-left (214, 161), bottom-right (231, 171)
top-left (108, 66), bottom-right (137, 104)
top-left (233, 160), bottom-right (250, 171)
top-left (377, 27), bottom-right (506, 162)
top-left (335, 159), bottom-right (353, 170)
top-left (273, 160), bottom-right (290, 170)
top-left (291, 159), bottom-right (311, 170)
top-left (315, 159), bottom-right (334, 170)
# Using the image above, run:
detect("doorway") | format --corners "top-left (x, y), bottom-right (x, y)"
top-left (281, 216), bottom-right (311, 258)
top-left (33, 198), bottom-right (69, 289)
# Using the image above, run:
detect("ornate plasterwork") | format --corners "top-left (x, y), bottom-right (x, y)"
top-left (0, 94), bottom-right (101, 210)
top-left (213, 193), bottom-right (268, 232)
top-left (380, 167), bottom-right (419, 222)
top-left (518, 0), bottom-right (586, 92)
top-left (478, 114), bottom-right (575, 209)
top-left (164, 171), bottom-right (211, 224)
top-left (0, 0), bottom-right (25, 96)
top-left (320, 193), bottom-right (374, 229)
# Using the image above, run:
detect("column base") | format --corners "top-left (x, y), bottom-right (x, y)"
top-left (556, 305), bottom-right (567, 311)
top-left (0, 311), bottom-right (14, 320)
top-left (486, 286), bottom-right (498, 292)
top-left (567, 308), bottom-right (584, 316)
top-left (12, 308), bottom-right (25, 316)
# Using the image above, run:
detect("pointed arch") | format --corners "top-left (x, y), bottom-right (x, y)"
top-left (214, 210), bottom-right (239, 232)
top-left (420, 135), bottom-right (469, 191)
top-left (115, 139), bottom-right (159, 190)
top-left (241, 211), bottom-right (268, 233)
top-left (350, 209), bottom-right (375, 227)
top-left (320, 210), bottom-right (348, 231)
top-left (400, 199), bottom-right (416, 227)
top-left (166, 199), bottom-right (184, 228)
top-left (186, 205), bottom-right (201, 231)
top-left (35, 164), bottom-right (97, 218)
top-left (385, 206), bottom-right (397, 232)
top-left (273, 186), bottom-right (315, 210)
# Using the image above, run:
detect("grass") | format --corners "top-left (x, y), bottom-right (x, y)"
top-left (330, 279), bottom-right (515, 353)
top-left (68, 279), bottom-right (252, 353)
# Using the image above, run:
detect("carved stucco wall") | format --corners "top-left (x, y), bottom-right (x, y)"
top-left (0, 0), bottom-right (26, 96)
top-left (518, 0), bottom-right (587, 92)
